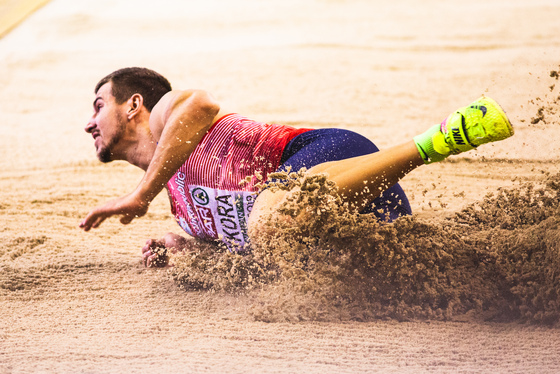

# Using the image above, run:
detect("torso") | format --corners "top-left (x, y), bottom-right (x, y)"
top-left (166, 114), bottom-right (309, 252)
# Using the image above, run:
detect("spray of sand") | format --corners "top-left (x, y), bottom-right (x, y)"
top-left (164, 168), bottom-right (560, 325)
top-left (165, 68), bottom-right (560, 325)
top-left (530, 66), bottom-right (560, 125)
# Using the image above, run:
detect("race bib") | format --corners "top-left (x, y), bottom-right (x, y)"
top-left (168, 172), bottom-right (256, 252)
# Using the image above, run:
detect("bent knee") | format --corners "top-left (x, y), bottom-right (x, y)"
top-left (247, 189), bottom-right (290, 236)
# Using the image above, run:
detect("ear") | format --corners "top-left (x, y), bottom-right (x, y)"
top-left (126, 94), bottom-right (144, 120)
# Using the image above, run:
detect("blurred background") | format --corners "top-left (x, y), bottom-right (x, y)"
top-left (1, 0), bottom-right (560, 173)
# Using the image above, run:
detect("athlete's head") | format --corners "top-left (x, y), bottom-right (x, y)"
top-left (94, 67), bottom-right (172, 112)
top-left (85, 67), bottom-right (172, 163)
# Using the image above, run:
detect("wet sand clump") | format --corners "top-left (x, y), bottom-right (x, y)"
top-left (168, 170), bottom-right (560, 325)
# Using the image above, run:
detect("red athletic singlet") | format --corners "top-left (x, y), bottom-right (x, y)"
top-left (166, 114), bottom-right (310, 252)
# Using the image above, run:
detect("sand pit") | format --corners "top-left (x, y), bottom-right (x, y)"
top-left (2, 0), bottom-right (560, 372)
top-left (0, 0), bottom-right (50, 38)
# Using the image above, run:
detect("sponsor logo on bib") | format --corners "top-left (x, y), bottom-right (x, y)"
top-left (192, 188), bottom-right (210, 205)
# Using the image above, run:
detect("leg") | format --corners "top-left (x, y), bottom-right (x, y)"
top-left (249, 95), bottom-right (514, 232)
top-left (305, 140), bottom-right (422, 210)
top-left (249, 140), bottom-right (421, 228)
top-left (273, 128), bottom-right (413, 219)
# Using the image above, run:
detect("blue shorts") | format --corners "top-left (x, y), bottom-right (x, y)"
top-left (277, 128), bottom-right (412, 222)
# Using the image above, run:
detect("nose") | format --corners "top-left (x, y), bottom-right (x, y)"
top-left (85, 117), bottom-right (96, 133)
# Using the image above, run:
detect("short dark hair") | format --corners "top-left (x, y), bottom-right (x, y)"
top-left (95, 67), bottom-right (172, 111)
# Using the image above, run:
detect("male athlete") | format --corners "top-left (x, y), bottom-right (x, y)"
top-left (80, 67), bottom-right (514, 267)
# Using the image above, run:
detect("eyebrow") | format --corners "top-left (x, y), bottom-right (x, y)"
top-left (93, 97), bottom-right (102, 109)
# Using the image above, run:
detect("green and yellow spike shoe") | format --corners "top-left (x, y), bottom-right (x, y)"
top-left (414, 96), bottom-right (514, 164)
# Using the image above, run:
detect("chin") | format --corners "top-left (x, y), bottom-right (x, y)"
top-left (97, 148), bottom-right (114, 163)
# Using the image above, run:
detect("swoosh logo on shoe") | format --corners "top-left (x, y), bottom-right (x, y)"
top-left (416, 144), bottom-right (429, 162)
top-left (470, 105), bottom-right (487, 117)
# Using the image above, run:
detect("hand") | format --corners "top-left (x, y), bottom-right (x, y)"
top-left (142, 232), bottom-right (190, 268)
top-left (80, 191), bottom-right (149, 231)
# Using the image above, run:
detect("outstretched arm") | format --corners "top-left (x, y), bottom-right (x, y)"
top-left (80, 90), bottom-right (220, 231)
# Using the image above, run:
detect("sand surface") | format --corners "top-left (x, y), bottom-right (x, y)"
top-left (0, 0), bottom-right (50, 38)
top-left (2, 0), bottom-right (560, 372)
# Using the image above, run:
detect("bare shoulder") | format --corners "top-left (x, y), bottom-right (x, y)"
top-left (148, 89), bottom-right (220, 140)
top-left (149, 90), bottom-right (194, 131)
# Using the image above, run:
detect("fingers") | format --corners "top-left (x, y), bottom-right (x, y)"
top-left (80, 193), bottom-right (150, 232)
top-left (142, 239), bottom-right (168, 268)
top-left (142, 250), bottom-right (155, 267)
top-left (80, 205), bottom-right (139, 231)
top-left (143, 250), bottom-right (169, 268)
top-left (146, 253), bottom-right (158, 268)
top-left (142, 239), bottom-right (154, 254)
top-left (79, 214), bottom-right (93, 231)
top-left (143, 239), bottom-right (164, 253)
top-left (91, 215), bottom-right (107, 229)
top-left (142, 244), bottom-right (156, 267)
top-left (79, 210), bottom-right (108, 231)
top-left (81, 211), bottom-right (134, 230)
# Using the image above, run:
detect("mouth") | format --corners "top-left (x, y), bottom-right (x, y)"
top-left (92, 132), bottom-right (102, 151)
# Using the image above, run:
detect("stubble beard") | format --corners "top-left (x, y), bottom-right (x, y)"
top-left (97, 141), bottom-right (115, 163)
top-left (97, 116), bottom-right (126, 163)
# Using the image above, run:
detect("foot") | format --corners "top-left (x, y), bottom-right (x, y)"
top-left (414, 96), bottom-right (514, 163)
top-left (434, 96), bottom-right (514, 155)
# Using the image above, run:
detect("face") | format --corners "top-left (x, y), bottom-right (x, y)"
top-left (84, 82), bottom-right (127, 163)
